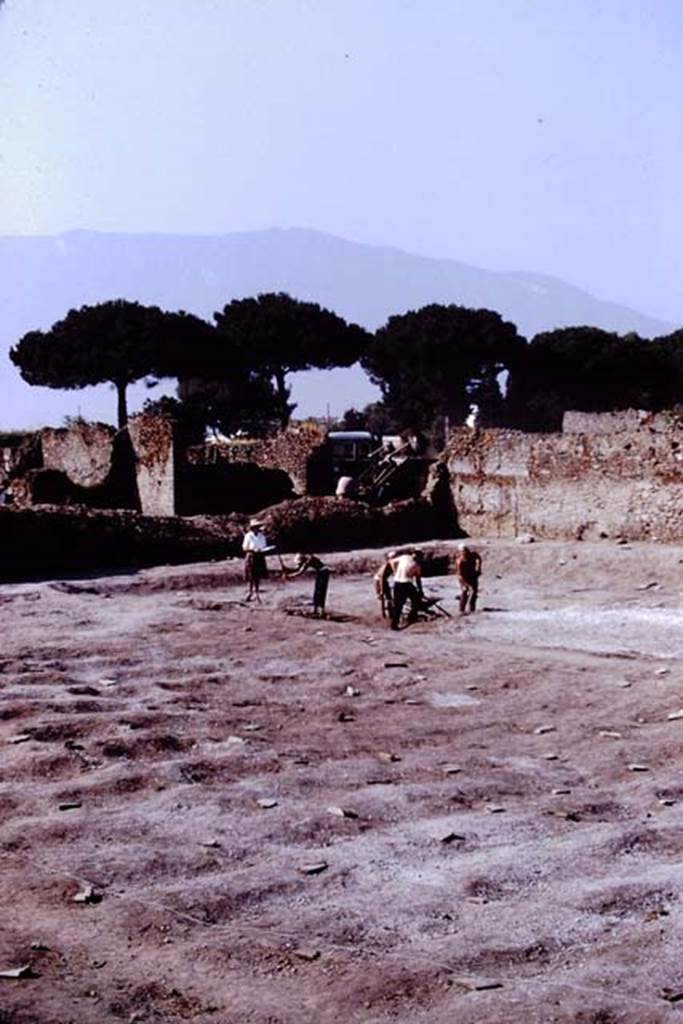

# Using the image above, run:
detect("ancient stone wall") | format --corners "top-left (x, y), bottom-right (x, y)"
top-left (185, 424), bottom-right (327, 495)
top-left (562, 409), bottom-right (674, 434)
top-left (441, 417), bottom-right (683, 541)
top-left (41, 422), bottom-right (115, 487)
top-left (128, 414), bottom-right (175, 516)
top-left (7, 416), bottom-right (174, 515)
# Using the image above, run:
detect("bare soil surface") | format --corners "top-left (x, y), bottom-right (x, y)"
top-left (1, 539), bottom-right (682, 1024)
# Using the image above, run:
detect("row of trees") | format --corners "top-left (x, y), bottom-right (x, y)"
top-left (9, 294), bottom-right (683, 438)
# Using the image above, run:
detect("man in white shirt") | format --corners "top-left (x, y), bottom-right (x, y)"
top-left (242, 519), bottom-right (270, 601)
top-left (390, 550), bottom-right (424, 630)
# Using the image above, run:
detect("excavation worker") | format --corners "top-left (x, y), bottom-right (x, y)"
top-left (242, 518), bottom-right (271, 602)
top-left (282, 553), bottom-right (331, 618)
top-left (374, 550), bottom-right (397, 620)
top-left (390, 550), bottom-right (424, 630)
top-left (454, 543), bottom-right (482, 614)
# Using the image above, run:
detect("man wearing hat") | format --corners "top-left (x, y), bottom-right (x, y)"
top-left (454, 543), bottom-right (482, 614)
top-left (242, 518), bottom-right (271, 602)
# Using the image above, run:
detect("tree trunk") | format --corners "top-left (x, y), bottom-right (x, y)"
top-left (275, 367), bottom-right (289, 430)
top-left (116, 380), bottom-right (129, 429)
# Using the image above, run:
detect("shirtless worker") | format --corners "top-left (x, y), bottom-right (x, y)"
top-left (390, 549), bottom-right (424, 631)
top-left (454, 543), bottom-right (482, 614)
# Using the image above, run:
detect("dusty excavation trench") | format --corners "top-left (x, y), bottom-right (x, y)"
top-left (0, 538), bottom-right (682, 1024)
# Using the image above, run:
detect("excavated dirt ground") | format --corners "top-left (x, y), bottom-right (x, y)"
top-left (1, 539), bottom-right (682, 1024)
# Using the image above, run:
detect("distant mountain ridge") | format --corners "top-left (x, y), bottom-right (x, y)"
top-left (0, 227), bottom-right (675, 429)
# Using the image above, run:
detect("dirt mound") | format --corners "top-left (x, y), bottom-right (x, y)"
top-left (0, 496), bottom-right (453, 582)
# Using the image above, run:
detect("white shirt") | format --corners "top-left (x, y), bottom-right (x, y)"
top-left (336, 476), bottom-right (354, 497)
top-left (243, 529), bottom-right (267, 552)
top-left (393, 554), bottom-right (419, 584)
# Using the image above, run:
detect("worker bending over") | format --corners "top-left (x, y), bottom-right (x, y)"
top-left (373, 550), bottom-right (397, 620)
top-left (390, 550), bottom-right (424, 630)
top-left (454, 543), bottom-right (482, 614)
top-left (281, 553), bottom-right (331, 618)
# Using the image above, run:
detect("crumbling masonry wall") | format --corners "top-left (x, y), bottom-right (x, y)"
top-left (185, 423), bottom-right (327, 495)
top-left (8, 416), bottom-right (174, 516)
top-left (128, 414), bottom-right (175, 516)
top-left (441, 418), bottom-right (683, 541)
top-left (41, 423), bottom-right (115, 488)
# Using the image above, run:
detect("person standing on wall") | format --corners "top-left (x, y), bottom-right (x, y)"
top-left (454, 543), bottom-right (482, 614)
top-left (242, 518), bottom-right (272, 602)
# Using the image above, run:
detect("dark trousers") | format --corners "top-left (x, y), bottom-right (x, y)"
top-left (391, 582), bottom-right (420, 629)
top-left (313, 568), bottom-right (330, 611)
top-left (459, 579), bottom-right (478, 613)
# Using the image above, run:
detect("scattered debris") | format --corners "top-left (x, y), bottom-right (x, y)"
top-left (0, 965), bottom-right (36, 979)
top-left (660, 989), bottom-right (683, 1004)
top-left (441, 832), bottom-right (466, 844)
top-left (73, 884), bottom-right (102, 904)
top-left (644, 907), bottom-right (669, 922)
top-left (454, 975), bottom-right (504, 991)
top-left (326, 806), bottom-right (358, 819)
top-left (256, 798), bottom-right (278, 809)
top-left (293, 947), bottom-right (320, 961)
top-left (298, 861), bottom-right (328, 875)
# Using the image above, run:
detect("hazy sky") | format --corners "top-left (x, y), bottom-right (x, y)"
top-left (2, 0), bottom-right (682, 324)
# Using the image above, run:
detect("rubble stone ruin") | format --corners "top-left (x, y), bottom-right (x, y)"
top-left (0, 408), bottom-right (680, 581)
top-left (440, 409), bottom-right (682, 542)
